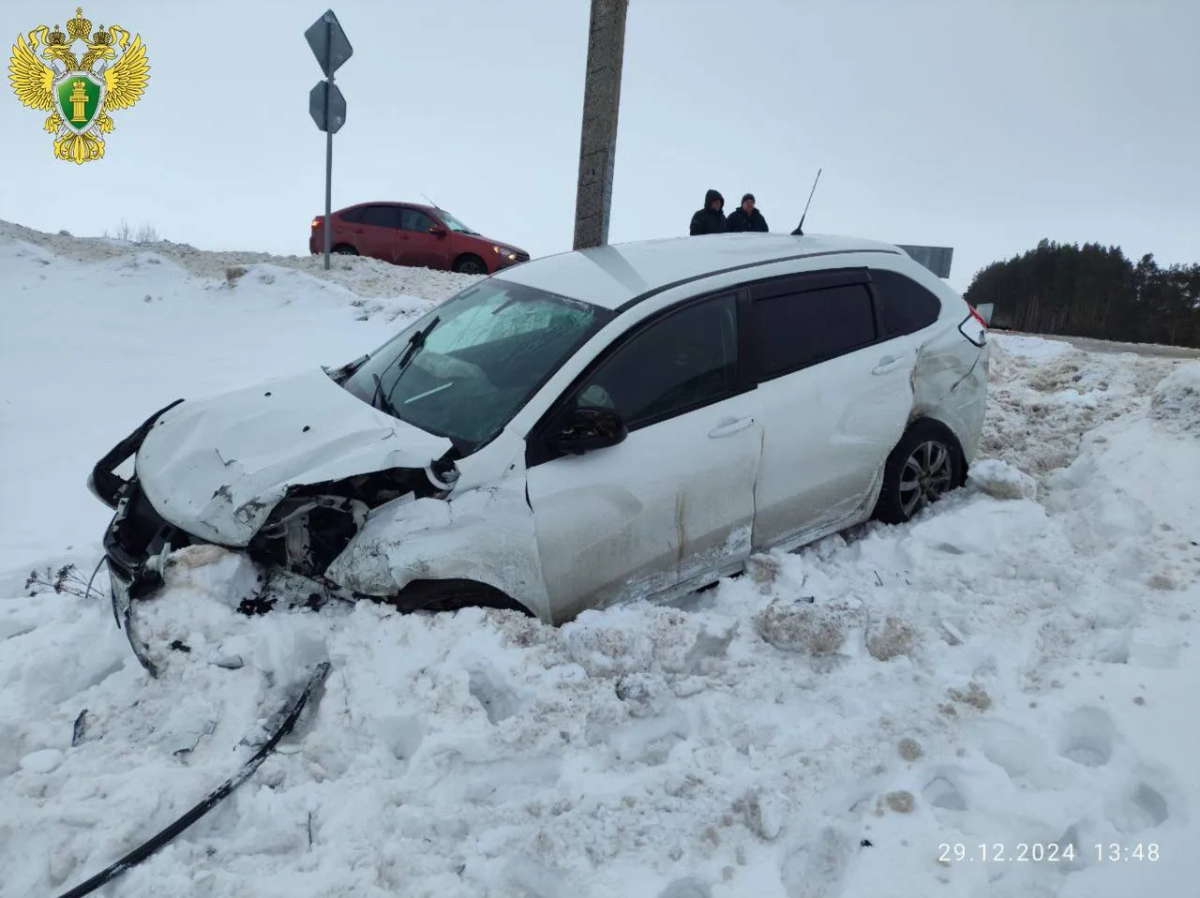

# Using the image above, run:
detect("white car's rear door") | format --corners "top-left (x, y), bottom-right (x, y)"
top-left (524, 293), bottom-right (761, 622)
top-left (747, 268), bottom-right (913, 551)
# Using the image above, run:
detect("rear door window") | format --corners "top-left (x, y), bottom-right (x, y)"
top-left (359, 205), bottom-right (401, 229)
top-left (870, 268), bottom-right (942, 338)
top-left (751, 283), bottom-right (877, 380)
top-left (338, 206), bottom-right (365, 224)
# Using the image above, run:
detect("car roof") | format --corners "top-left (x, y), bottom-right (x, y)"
top-left (493, 233), bottom-right (908, 310)
top-left (340, 201), bottom-right (438, 215)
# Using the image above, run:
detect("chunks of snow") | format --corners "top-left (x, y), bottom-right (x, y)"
top-left (1150, 361), bottom-right (1200, 437)
top-left (967, 458), bottom-right (1038, 500)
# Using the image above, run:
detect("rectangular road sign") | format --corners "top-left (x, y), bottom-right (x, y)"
top-left (897, 244), bottom-right (954, 279)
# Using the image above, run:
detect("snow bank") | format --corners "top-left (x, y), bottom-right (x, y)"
top-left (0, 218), bottom-right (482, 303)
top-left (991, 333), bottom-right (1074, 360)
top-left (1150, 361), bottom-right (1200, 437)
top-left (3, 228), bottom-right (1200, 897)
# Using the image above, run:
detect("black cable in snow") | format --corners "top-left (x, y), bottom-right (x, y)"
top-left (54, 661), bottom-right (331, 898)
top-left (83, 558), bottom-right (106, 602)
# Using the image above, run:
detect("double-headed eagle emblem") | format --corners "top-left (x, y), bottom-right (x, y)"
top-left (8, 7), bottom-right (149, 163)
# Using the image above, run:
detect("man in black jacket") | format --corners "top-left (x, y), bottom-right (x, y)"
top-left (726, 193), bottom-right (769, 232)
top-left (689, 189), bottom-right (727, 235)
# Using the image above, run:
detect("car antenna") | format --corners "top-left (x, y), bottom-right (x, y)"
top-left (791, 167), bottom-right (822, 236)
top-left (421, 192), bottom-right (440, 210)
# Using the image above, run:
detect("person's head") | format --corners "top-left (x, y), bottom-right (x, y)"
top-left (741, 193), bottom-right (756, 215)
top-left (705, 189), bottom-right (724, 211)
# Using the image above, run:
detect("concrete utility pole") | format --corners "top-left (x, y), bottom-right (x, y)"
top-left (572, 0), bottom-right (629, 251)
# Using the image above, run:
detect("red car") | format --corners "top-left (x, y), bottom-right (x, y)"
top-left (309, 202), bottom-right (529, 275)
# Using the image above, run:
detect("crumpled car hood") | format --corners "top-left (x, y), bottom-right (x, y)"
top-left (135, 367), bottom-right (453, 546)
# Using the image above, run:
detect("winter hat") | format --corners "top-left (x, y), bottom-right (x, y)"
top-left (742, 193), bottom-right (755, 204)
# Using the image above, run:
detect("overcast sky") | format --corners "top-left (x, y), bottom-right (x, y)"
top-left (2, 0), bottom-right (1197, 291)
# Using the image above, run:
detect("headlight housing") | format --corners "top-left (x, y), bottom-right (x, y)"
top-left (493, 245), bottom-right (517, 261)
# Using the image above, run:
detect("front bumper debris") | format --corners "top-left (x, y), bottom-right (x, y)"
top-left (102, 484), bottom-right (191, 678)
top-left (90, 400), bottom-right (187, 677)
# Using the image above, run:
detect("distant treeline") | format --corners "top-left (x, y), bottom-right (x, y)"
top-left (964, 239), bottom-right (1200, 348)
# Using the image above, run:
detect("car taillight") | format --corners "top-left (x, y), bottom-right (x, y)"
top-left (958, 304), bottom-right (988, 348)
top-left (311, 217), bottom-right (323, 229)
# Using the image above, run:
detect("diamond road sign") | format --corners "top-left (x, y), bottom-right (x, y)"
top-left (309, 80), bottom-right (347, 134)
top-left (305, 10), bottom-right (353, 78)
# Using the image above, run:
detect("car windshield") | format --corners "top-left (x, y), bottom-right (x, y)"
top-left (438, 210), bottom-right (477, 235)
top-left (342, 280), bottom-right (611, 451)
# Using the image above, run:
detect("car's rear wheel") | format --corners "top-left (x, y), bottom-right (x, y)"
top-left (388, 578), bottom-right (533, 616)
top-left (332, 244), bottom-right (357, 255)
top-left (874, 419), bottom-right (964, 524)
top-left (452, 254), bottom-right (487, 275)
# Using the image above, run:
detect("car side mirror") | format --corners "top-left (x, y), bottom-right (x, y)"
top-left (548, 406), bottom-right (627, 455)
top-left (428, 225), bottom-right (447, 238)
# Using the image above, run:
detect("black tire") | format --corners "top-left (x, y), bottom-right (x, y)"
top-left (331, 244), bottom-right (357, 255)
top-left (389, 578), bottom-right (533, 616)
top-left (452, 254), bottom-right (487, 275)
top-left (873, 419), bottom-right (965, 524)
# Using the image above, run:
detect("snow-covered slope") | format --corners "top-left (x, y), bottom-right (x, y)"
top-left (2, 225), bottom-right (1199, 898)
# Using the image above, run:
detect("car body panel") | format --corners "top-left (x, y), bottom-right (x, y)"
top-left (750, 342), bottom-right (913, 550)
top-left (886, 260), bottom-right (991, 464)
top-left (526, 392), bottom-right (761, 623)
top-left (324, 471), bottom-right (551, 619)
top-left (395, 206), bottom-right (450, 269)
top-left (135, 368), bottom-right (453, 546)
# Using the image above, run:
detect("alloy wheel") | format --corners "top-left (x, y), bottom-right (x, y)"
top-left (898, 440), bottom-right (954, 517)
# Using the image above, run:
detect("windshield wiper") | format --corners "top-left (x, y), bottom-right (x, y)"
top-left (397, 315), bottom-right (440, 373)
top-left (371, 373), bottom-right (402, 418)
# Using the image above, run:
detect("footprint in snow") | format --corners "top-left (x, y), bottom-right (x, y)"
top-left (467, 665), bottom-right (523, 724)
top-left (780, 825), bottom-right (857, 898)
top-left (1056, 706), bottom-right (1116, 768)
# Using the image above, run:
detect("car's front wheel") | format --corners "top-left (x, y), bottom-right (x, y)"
top-left (452, 254), bottom-right (488, 275)
top-left (874, 419), bottom-right (964, 524)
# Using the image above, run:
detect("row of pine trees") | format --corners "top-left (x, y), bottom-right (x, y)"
top-left (963, 240), bottom-right (1200, 348)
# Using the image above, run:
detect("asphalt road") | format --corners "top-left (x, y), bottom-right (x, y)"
top-left (995, 330), bottom-right (1200, 360)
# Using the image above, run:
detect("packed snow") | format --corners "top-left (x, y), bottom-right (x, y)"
top-left (2, 224), bottom-right (1199, 898)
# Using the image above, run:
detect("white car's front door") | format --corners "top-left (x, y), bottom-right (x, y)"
top-left (524, 293), bottom-right (762, 623)
top-left (747, 269), bottom-right (914, 551)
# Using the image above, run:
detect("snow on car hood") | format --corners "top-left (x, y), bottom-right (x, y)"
top-left (135, 367), bottom-right (453, 546)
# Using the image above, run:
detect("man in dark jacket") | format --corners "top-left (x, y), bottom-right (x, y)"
top-left (689, 189), bottom-right (727, 235)
top-left (726, 193), bottom-right (769, 232)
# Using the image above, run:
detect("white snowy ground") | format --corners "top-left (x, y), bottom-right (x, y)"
top-left (2, 223), bottom-right (1199, 898)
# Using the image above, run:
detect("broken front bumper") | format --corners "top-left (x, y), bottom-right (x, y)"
top-left (90, 400), bottom-right (188, 676)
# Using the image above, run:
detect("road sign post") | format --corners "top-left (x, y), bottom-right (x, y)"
top-left (305, 10), bottom-right (353, 271)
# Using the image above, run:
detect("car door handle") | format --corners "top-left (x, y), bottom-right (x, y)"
top-left (872, 355), bottom-right (906, 375)
top-left (353, 227), bottom-right (364, 234)
top-left (708, 416), bottom-right (754, 438)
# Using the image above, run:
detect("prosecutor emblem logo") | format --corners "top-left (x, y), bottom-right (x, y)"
top-left (8, 7), bottom-right (149, 163)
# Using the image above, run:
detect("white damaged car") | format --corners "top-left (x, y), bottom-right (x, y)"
top-left (90, 233), bottom-right (989, 667)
